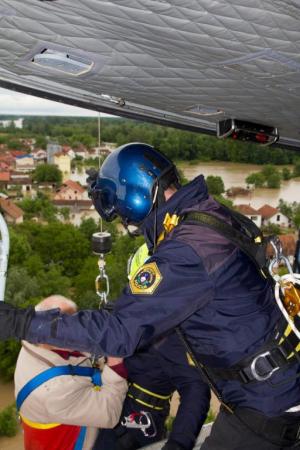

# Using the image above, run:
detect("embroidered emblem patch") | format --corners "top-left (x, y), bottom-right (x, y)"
top-left (130, 262), bottom-right (162, 295)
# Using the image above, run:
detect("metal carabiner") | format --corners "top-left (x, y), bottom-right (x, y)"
top-left (269, 236), bottom-right (294, 280)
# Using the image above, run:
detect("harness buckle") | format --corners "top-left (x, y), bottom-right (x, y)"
top-left (250, 351), bottom-right (280, 381)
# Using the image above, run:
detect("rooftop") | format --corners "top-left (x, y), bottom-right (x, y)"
top-left (0, 198), bottom-right (23, 219)
top-left (257, 204), bottom-right (279, 219)
top-left (236, 204), bottom-right (259, 216)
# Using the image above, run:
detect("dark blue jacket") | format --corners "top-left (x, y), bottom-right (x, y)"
top-left (28, 176), bottom-right (300, 416)
top-left (115, 331), bottom-right (210, 449)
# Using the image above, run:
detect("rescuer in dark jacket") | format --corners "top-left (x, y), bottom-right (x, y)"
top-left (94, 330), bottom-right (210, 450)
top-left (1, 142), bottom-right (300, 449)
top-left (94, 245), bottom-right (210, 450)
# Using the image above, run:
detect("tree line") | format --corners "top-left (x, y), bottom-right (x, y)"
top-left (1, 116), bottom-right (299, 165)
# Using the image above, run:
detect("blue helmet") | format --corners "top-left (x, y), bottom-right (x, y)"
top-left (89, 142), bottom-right (179, 225)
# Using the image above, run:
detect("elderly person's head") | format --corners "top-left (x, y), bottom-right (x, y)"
top-left (35, 295), bottom-right (77, 315)
top-left (33, 295), bottom-right (77, 350)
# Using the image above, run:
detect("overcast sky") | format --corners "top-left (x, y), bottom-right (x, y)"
top-left (0, 87), bottom-right (108, 116)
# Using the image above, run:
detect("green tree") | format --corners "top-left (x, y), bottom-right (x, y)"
top-left (8, 229), bottom-right (32, 267)
top-left (282, 167), bottom-right (292, 180)
top-left (266, 172), bottom-right (281, 189)
top-left (18, 192), bottom-right (58, 222)
top-left (59, 207), bottom-right (71, 221)
top-left (261, 165), bottom-right (276, 179)
top-left (79, 218), bottom-right (99, 241)
top-left (0, 404), bottom-right (18, 436)
top-left (206, 176), bottom-right (225, 195)
top-left (5, 267), bottom-right (40, 306)
top-left (0, 341), bottom-right (21, 381)
top-left (294, 160), bottom-right (300, 177)
top-left (245, 172), bottom-right (265, 188)
top-left (33, 164), bottom-right (62, 183)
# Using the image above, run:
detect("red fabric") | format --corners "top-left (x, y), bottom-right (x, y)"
top-left (109, 362), bottom-right (128, 379)
top-left (51, 350), bottom-right (84, 360)
top-left (23, 422), bottom-right (81, 450)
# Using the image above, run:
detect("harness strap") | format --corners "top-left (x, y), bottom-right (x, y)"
top-left (74, 426), bottom-right (87, 450)
top-left (183, 211), bottom-right (270, 279)
top-left (127, 383), bottom-right (171, 411)
top-left (205, 323), bottom-right (300, 384)
top-left (16, 365), bottom-right (101, 410)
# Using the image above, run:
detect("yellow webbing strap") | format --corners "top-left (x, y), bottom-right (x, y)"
top-left (127, 382), bottom-right (171, 411)
top-left (20, 414), bottom-right (60, 430)
top-left (131, 382), bottom-right (171, 400)
top-left (278, 323), bottom-right (300, 359)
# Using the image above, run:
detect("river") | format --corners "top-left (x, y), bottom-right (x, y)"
top-left (177, 161), bottom-right (300, 208)
top-left (71, 161), bottom-right (300, 208)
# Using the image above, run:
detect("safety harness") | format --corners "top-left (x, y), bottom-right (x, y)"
top-left (17, 365), bottom-right (102, 450)
top-left (180, 207), bottom-right (300, 386)
top-left (127, 382), bottom-right (172, 411)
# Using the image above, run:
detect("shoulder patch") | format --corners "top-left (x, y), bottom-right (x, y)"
top-left (130, 262), bottom-right (162, 295)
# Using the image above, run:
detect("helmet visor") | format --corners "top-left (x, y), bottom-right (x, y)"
top-left (89, 181), bottom-right (118, 222)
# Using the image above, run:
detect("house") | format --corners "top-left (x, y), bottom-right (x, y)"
top-left (266, 234), bottom-right (297, 263)
top-left (54, 180), bottom-right (87, 201)
top-left (7, 172), bottom-right (33, 194)
top-left (47, 142), bottom-right (62, 164)
top-left (32, 149), bottom-right (47, 164)
top-left (10, 150), bottom-right (27, 159)
top-left (53, 152), bottom-right (71, 180)
top-left (72, 146), bottom-right (87, 159)
top-left (235, 204), bottom-right (262, 228)
top-left (0, 161), bottom-right (10, 171)
top-left (257, 204), bottom-right (290, 228)
top-left (0, 171), bottom-right (10, 190)
top-left (53, 199), bottom-right (96, 226)
top-left (0, 197), bottom-right (23, 223)
top-left (15, 154), bottom-right (35, 172)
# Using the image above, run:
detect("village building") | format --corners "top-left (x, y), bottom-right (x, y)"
top-left (15, 154), bottom-right (35, 172)
top-left (72, 145), bottom-right (88, 159)
top-left (0, 161), bottom-right (10, 171)
top-left (7, 172), bottom-right (33, 195)
top-left (32, 149), bottom-right (47, 164)
top-left (53, 198), bottom-right (97, 226)
top-left (47, 142), bottom-right (62, 164)
top-left (258, 204), bottom-right (291, 228)
top-left (53, 152), bottom-right (71, 181)
top-left (54, 180), bottom-right (88, 201)
top-left (0, 171), bottom-right (10, 190)
top-left (0, 152), bottom-right (15, 169)
top-left (0, 197), bottom-right (23, 224)
top-left (235, 204), bottom-right (262, 228)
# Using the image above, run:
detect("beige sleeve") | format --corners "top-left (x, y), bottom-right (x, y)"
top-left (43, 365), bottom-right (127, 428)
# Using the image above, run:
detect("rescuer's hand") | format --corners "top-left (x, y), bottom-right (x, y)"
top-left (161, 440), bottom-right (186, 450)
top-left (107, 356), bottom-right (124, 367)
top-left (0, 303), bottom-right (35, 340)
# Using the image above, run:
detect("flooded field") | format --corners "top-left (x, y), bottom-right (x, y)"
top-left (178, 161), bottom-right (300, 207)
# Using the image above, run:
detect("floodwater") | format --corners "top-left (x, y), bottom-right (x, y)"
top-left (178, 161), bottom-right (300, 208)
top-left (71, 161), bottom-right (300, 209)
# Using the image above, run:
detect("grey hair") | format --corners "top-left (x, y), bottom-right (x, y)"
top-left (35, 295), bottom-right (77, 313)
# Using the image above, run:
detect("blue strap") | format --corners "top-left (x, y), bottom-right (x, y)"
top-left (74, 426), bottom-right (87, 450)
top-left (16, 365), bottom-right (102, 410)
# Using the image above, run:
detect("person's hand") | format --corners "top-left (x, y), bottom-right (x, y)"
top-left (107, 356), bottom-right (124, 367)
top-left (161, 440), bottom-right (186, 450)
top-left (0, 303), bottom-right (35, 340)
